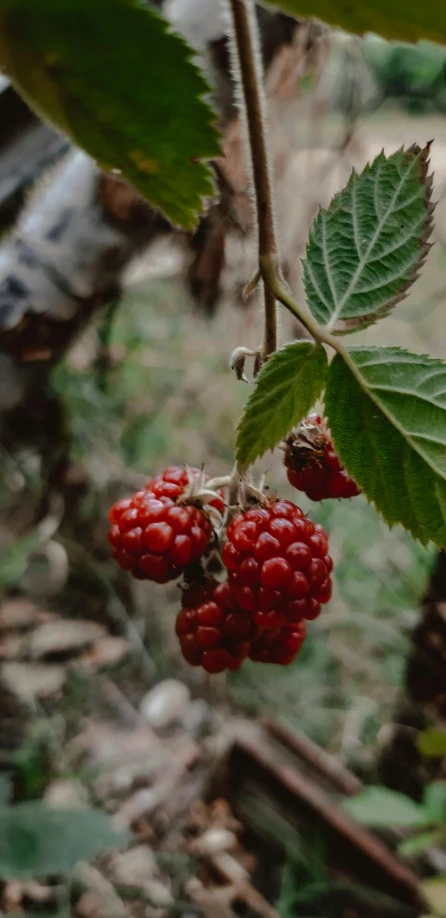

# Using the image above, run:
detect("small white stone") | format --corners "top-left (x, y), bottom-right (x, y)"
top-left (139, 679), bottom-right (191, 729)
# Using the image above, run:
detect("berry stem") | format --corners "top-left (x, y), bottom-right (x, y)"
top-left (227, 0), bottom-right (278, 358)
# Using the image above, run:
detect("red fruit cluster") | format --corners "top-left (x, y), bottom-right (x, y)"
top-left (284, 414), bottom-right (360, 501)
top-left (109, 467), bottom-right (220, 583)
top-left (223, 501), bottom-right (333, 627)
top-left (176, 577), bottom-right (308, 672)
top-left (176, 580), bottom-right (255, 673)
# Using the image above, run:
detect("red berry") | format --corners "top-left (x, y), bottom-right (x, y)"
top-left (284, 414), bottom-right (361, 501)
top-left (222, 500), bottom-right (333, 630)
top-left (254, 532), bottom-right (281, 561)
top-left (250, 621), bottom-right (306, 665)
top-left (175, 578), bottom-right (258, 673)
top-left (108, 466), bottom-right (216, 583)
top-left (261, 558), bottom-right (293, 589)
top-left (109, 498), bottom-right (133, 523)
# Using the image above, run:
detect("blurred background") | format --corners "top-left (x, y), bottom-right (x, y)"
top-left (0, 4), bottom-right (445, 916)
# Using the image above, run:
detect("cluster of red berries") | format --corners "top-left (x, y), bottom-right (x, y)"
top-left (284, 414), bottom-right (360, 501)
top-left (176, 577), bottom-right (307, 673)
top-left (108, 467), bottom-right (333, 673)
top-left (108, 467), bottom-right (222, 584)
top-left (175, 499), bottom-right (331, 673)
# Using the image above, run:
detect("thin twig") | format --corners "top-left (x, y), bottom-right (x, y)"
top-left (228, 0), bottom-right (278, 357)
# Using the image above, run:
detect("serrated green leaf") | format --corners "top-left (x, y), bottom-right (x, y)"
top-left (236, 342), bottom-right (328, 468)
top-left (325, 346), bottom-right (446, 547)
top-left (258, 0), bottom-right (446, 44)
top-left (343, 786), bottom-right (428, 827)
top-left (399, 828), bottom-right (446, 858)
top-left (418, 728), bottom-right (446, 758)
top-left (0, 0), bottom-right (220, 230)
top-left (0, 802), bottom-right (130, 879)
top-left (302, 145), bottom-right (434, 334)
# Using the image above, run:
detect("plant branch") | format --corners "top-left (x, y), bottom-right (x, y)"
top-left (228, 0), bottom-right (278, 357)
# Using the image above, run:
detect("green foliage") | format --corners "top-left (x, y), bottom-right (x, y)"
top-left (259, 0), bottom-right (446, 45)
top-left (364, 36), bottom-right (446, 109)
top-left (0, 532), bottom-right (40, 589)
top-left (0, 774), bottom-right (12, 805)
top-left (0, 0), bottom-right (220, 229)
top-left (236, 342), bottom-right (328, 468)
top-left (399, 828), bottom-right (445, 857)
top-left (345, 782), bottom-right (446, 859)
top-left (302, 145), bottom-right (433, 333)
top-left (343, 785), bottom-right (428, 827)
top-left (417, 727), bottom-right (446, 758)
top-left (0, 802), bottom-right (129, 879)
top-left (424, 782), bottom-right (446, 824)
top-left (325, 347), bottom-right (446, 547)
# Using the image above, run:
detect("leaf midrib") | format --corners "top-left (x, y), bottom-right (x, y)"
top-left (326, 156), bottom-right (420, 330)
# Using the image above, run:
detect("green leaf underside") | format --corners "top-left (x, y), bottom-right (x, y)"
top-left (417, 727), bottom-right (446, 758)
top-left (260, 0), bottom-right (446, 45)
top-left (236, 342), bottom-right (328, 468)
top-left (0, 0), bottom-right (220, 230)
top-left (0, 803), bottom-right (129, 879)
top-left (325, 346), bottom-right (446, 547)
top-left (302, 145), bottom-right (433, 334)
top-left (344, 786), bottom-right (428, 828)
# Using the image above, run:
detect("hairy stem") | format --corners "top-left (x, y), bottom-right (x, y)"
top-left (228, 0), bottom-right (278, 357)
top-left (261, 254), bottom-right (354, 361)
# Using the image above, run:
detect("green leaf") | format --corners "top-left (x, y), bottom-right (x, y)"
top-left (0, 774), bottom-right (12, 805)
top-left (423, 783), bottom-right (446, 824)
top-left (417, 727), bottom-right (446, 758)
top-left (302, 145), bottom-right (434, 334)
top-left (259, 0), bottom-right (446, 45)
top-left (0, 802), bottom-right (130, 879)
top-left (235, 342), bottom-right (328, 468)
top-left (399, 828), bottom-right (446, 858)
top-left (0, 533), bottom-right (40, 589)
top-left (0, 0), bottom-right (220, 230)
top-left (422, 877), bottom-right (446, 918)
top-left (343, 786), bottom-right (428, 828)
top-left (325, 347), bottom-right (446, 547)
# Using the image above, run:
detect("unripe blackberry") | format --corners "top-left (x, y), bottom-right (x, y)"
top-left (222, 500), bottom-right (332, 624)
top-left (175, 579), bottom-right (259, 673)
top-left (284, 414), bottom-right (360, 501)
top-left (108, 466), bottom-right (221, 583)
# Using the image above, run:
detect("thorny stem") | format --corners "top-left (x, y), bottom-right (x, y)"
top-left (228, 0), bottom-right (278, 358)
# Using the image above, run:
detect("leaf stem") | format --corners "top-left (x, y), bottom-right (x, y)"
top-left (261, 254), bottom-right (361, 371)
top-left (228, 0), bottom-right (278, 357)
